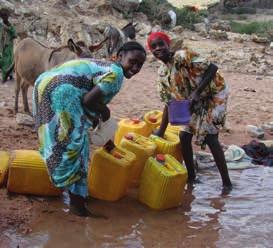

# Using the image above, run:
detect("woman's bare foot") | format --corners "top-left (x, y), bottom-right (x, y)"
top-left (221, 184), bottom-right (232, 195)
top-left (69, 191), bottom-right (107, 219)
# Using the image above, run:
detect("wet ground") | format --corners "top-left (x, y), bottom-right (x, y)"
top-left (1, 166), bottom-right (273, 247)
top-left (1, 62), bottom-right (273, 247)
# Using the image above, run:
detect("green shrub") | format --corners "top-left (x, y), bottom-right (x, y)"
top-left (230, 20), bottom-right (273, 38)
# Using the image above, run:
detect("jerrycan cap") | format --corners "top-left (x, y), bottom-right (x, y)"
top-left (156, 154), bottom-right (165, 162)
top-left (125, 133), bottom-right (134, 141)
top-left (131, 118), bottom-right (140, 124)
top-left (148, 115), bottom-right (157, 123)
top-left (112, 151), bottom-right (123, 159)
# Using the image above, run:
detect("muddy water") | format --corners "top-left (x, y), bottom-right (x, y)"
top-left (3, 166), bottom-right (273, 247)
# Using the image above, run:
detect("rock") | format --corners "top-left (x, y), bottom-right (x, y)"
top-left (246, 125), bottom-right (264, 139)
top-left (251, 35), bottom-right (269, 44)
top-left (193, 23), bottom-right (207, 33)
top-left (16, 113), bottom-right (34, 126)
top-left (190, 36), bottom-right (198, 41)
top-left (270, 42), bottom-right (273, 49)
top-left (0, 1), bottom-right (14, 12)
top-left (211, 21), bottom-right (231, 32)
top-left (151, 25), bottom-right (162, 32)
top-left (94, 0), bottom-right (113, 15)
top-left (256, 64), bottom-right (268, 75)
top-left (111, 0), bottom-right (141, 15)
top-left (171, 25), bottom-right (184, 35)
top-left (229, 33), bottom-right (250, 43)
top-left (209, 30), bottom-right (228, 40)
top-left (137, 23), bottom-right (152, 36)
top-left (250, 53), bottom-right (259, 63)
top-left (170, 37), bottom-right (184, 52)
top-left (14, 6), bottom-right (35, 17)
top-left (0, 102), bottom-right (7, 107)
top-left (261, 123), bottom-right (273, 132)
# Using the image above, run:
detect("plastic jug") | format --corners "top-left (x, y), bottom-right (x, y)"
top-left (88, 145), bottom-right (136, 201)
top-left (143, 110), bottom-right (163, 132)
top-left (89, 118), bottom-right (118, 146)
top-left (120, 132), bottom-right (157, 187)
top-left (149, 131), bottom-right (182, 162)
top-left (166, 124), bottom-right (184, 136)
top-left (7, 150), bottom-right (61, 196)
top-left (114, 118), bottom-right (150, 145)
top-left (138, 154), bottom-right (188, 210)
top-left (0, 151), bottom-right (9, 187)
top-left (168, 100), bottom-right (191, 125)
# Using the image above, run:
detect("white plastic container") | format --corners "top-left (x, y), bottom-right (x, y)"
top-left (89, 118), bottom-right (118, 146)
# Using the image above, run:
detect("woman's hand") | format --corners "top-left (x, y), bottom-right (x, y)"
top-left (100, 104), bottom-right (110, 122)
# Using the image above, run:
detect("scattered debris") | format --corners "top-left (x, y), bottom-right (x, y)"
top-left (243, 87), bottom-right (256, 92)
top-left (246, 125), bottom-right (265, 139)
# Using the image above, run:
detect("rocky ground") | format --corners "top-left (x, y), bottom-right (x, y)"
top-left (0, 0), bottom-right (273, 243)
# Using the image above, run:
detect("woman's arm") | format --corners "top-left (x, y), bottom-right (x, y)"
top-left (82, 85), bottom-right (110, 121)
top-left (191, 63), bottom-right (218, 105)
top-left (194, 63), bottom-right (218, 95)
top-left (154, 104), bottom-right (169, 137)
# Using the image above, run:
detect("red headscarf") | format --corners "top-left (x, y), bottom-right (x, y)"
top-left (147, 32), bottom-right (171, 50)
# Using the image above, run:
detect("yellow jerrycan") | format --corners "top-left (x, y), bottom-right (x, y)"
top-left (119, 133), bottom-right (157, 187)
top-left (114, 118), bottom-right (150, 145)
top-left (166, 124), bottom-right (184, 136)
top-left (88, 145), bottom-right (136, 201)
top-left (138, 154), bottom-right (188, 210)
top-left (7, 150), bottom-right (61, 196)
top-left (143, 110), bottom-right (163, 132)
top-left (0, 151), bottom-right (9, 187)
top-left (149, 131), bottom-right (182, 162)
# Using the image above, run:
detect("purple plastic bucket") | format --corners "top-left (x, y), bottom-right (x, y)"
top-left (168, 100), bottom-right (191, 125)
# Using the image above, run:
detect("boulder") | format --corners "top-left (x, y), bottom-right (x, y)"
top-left (209, 30), bottom-right (228, 40)
top-left (194, 23), bottom-right (207, 33)
top-left (171, 25), bottom-right (184, 35)
top-left (211, 21), bottom-right (231, 32)
top-left (251, 35), bottom-right (269, 44)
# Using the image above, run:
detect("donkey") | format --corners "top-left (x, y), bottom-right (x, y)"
top-left (14, 37), bottom-right (105, 114)
top-left (103, 22), bottom-right (138, 58)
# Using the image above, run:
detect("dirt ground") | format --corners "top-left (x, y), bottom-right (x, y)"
top-left (0, 32), bottom-right (273, 242)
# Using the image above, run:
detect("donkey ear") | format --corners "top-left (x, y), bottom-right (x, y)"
top-left (67, 39), bottom-right (82, 55)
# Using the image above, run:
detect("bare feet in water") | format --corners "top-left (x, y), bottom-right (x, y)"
top-left (221, 184), bottom-right (233, 195)
top-left (69, 191), bottom-right (108, 219)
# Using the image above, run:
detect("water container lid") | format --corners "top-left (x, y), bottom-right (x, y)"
top-left (125, 134), bottom-right (134, 140)
top-left (148, 115), bottom-right (157, 123)
top-left (156, 154), bottom-right (165, 162)
top-left (131, 118), bottom-right (140, 124)
top-left (112, 151), bottom-right (123, 159)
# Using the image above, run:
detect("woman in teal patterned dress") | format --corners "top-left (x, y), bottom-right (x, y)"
top-left (33, 41), bottom-right (146, 216)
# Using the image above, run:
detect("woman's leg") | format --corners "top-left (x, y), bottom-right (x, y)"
top-left (68, 179), bottom-right (107, 218)
top-left (205, 134), bottom-right (232, 187)
top-left (179, 131), bottom-right (196, 182)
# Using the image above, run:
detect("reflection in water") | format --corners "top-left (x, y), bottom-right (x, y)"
top-left (2, 167), bottom-right (273, 247)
